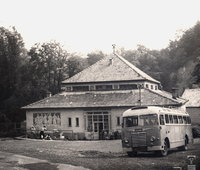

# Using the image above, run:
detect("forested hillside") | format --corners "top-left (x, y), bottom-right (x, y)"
top-left (0, 21), bottom-right (200, 123)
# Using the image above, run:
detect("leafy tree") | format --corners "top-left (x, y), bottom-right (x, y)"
top-left (66, 54), bottom-right (88, 78)
top-left (28, 42), bottom-right (69, 96)
top-left (0, 27), bottom-right (27, 122)
top-left (87, 51), bottom-right (106, 65)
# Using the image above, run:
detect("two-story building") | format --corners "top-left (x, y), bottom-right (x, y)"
top-left (23, 52), bottom-right (186, 140)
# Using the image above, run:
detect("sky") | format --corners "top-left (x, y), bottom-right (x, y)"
top-left (0, 0), bottom-right (200, 56)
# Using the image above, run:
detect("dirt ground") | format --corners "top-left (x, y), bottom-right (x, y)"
top-left (0, 138), bottom-right (199, 170)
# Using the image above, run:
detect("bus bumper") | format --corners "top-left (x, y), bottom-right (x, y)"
top-left (147, 145), bottom-right (163, 151)
top-left (123, 147), bottom-right (132, 153)
top-left (123, 145), bottom-right (163, 153)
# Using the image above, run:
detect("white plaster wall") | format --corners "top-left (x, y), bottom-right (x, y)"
top-left (26, 109), bottom-right (85, 133)
top-left (110, 108), bottom-right (129, 131)
top-left (60, 109), bottom-right (85, 133)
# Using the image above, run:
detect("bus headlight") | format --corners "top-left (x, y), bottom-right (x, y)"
top-left (124, 138), bottom-right (129, 144)
top-left (150, 136), bottom-right (156, 142)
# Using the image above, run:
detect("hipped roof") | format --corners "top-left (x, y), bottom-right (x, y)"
top-left (22, 89), bottom-right (185, 110)
top-left (62, 53), bottom-right (160, 84)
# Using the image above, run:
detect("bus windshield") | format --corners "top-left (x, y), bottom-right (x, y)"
top-left (123, 114), bottom-right (158, 127)
top-left (139, 114), bottom-right (158, 126)
top-left (124, 116), bottom-right (138, 127)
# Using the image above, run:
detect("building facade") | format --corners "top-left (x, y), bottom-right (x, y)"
top-left (23, 53), bottom-right (186, 140)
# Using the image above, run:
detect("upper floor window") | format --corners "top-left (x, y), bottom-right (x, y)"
top-left (73, 86), bottom-right (89, 91)
top-left (146, 84), bottom-right (149, 89)
top-left (96, 85), bottom-right (112, 91)
top-left (119, 84), bottom-right (137, 90)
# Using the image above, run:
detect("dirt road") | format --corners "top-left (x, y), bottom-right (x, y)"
top-left (0, 138), bottom-right (199, 170)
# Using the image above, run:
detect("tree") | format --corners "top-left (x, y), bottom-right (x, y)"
top-left (87, 51), bottom-right (106, 65)
top-left (0, 26), bottom-right (27, 122)
top-left (28, 42), bottom-right (69, 96)
top-left (66, 54), bottom-right (88, 78)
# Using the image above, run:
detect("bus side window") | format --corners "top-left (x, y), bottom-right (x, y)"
top-left (169, 115), bottom-right (173, 124)
top-left (173, 115), bottom-right (178, 124)
top-left (165, 114), bottom-right (169, 124)
top-left (186, 116), bottom-right (191, 124)
top-left (159, 115), bottom-right (165, 125)
top-left (178, 116), bottom-right (183, 124)
top-left (183, 116), bottom-right (187, 124)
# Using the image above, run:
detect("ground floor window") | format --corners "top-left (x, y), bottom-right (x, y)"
top-left (68, 117), bottom-right (72, 127)
top-left (33, 113), bottom-right (61, 127)
top-left (117, 116), bottom-right (121, 126)
top-left (76, 117), bottom-right (79, 127)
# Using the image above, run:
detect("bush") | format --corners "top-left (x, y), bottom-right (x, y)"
top-left (192, 126), bottom-right (200, 138)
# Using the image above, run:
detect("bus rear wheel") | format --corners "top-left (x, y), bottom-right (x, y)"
top-left (179, 137), bottom-right (188, 151)
top-left (127, 151), bottom-right (137, 157)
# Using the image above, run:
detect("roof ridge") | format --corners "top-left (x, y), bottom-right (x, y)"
top-left (114, 53), bottom-right (160, 83)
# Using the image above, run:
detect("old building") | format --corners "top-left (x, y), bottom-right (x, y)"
top-left (23, 52), bottom-right (186, 140)
top-left (182, 88), bottom-right (200, 125)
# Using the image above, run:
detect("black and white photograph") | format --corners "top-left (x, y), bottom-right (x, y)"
top-left (0, 0), bottom-right (200, 169)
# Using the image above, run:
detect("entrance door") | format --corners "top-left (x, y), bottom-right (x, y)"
top-left (93, 122), bottom-right (103, 140)
top-left (86, 111), bottom-right (111, 140)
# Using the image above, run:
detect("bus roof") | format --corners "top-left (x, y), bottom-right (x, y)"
top-left (122, 106), bottom-right (188, 117)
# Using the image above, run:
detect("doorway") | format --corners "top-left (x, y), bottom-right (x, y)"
top-left (86, 111), bottom-right (111, 140)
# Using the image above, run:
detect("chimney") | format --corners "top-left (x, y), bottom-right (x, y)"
top-left (172, 87), bottom-right (179, 99)
top-left (109, 58), bottom-right (113, 65)
top-left (46, 91), bottom-right (52, 98)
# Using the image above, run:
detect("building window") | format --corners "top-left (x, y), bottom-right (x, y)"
top-left (68, 118), bottom-right (72, 127)
top-left (66, 86), bottom-right (72, 92)
top-left (151, 85), bottom-right (153, 89)
top-left (73, 86), bottom-right (89, 91)
top-left (155, 85), bottom-right (158, 90)
top-left (117, 117), bottom-right (120, 126)
top-left (146, 84), bottom-right (149, 89)
top-left (76, 117), bottom-right (79, 127)
top-left (96, 85), bottom-right (112, 91)
top-left (113, 84), bottom-right (119, 90)
top-left (89, 85), bottom-right (95, 91)
top-left (119, 84), bottom-right (137, 90)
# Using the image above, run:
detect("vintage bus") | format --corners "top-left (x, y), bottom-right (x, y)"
top-left (121, 106), bottom-right (193, 156)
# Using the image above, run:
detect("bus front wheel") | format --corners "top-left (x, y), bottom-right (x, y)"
top-left (157, 140), bottom-right (169, 156)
